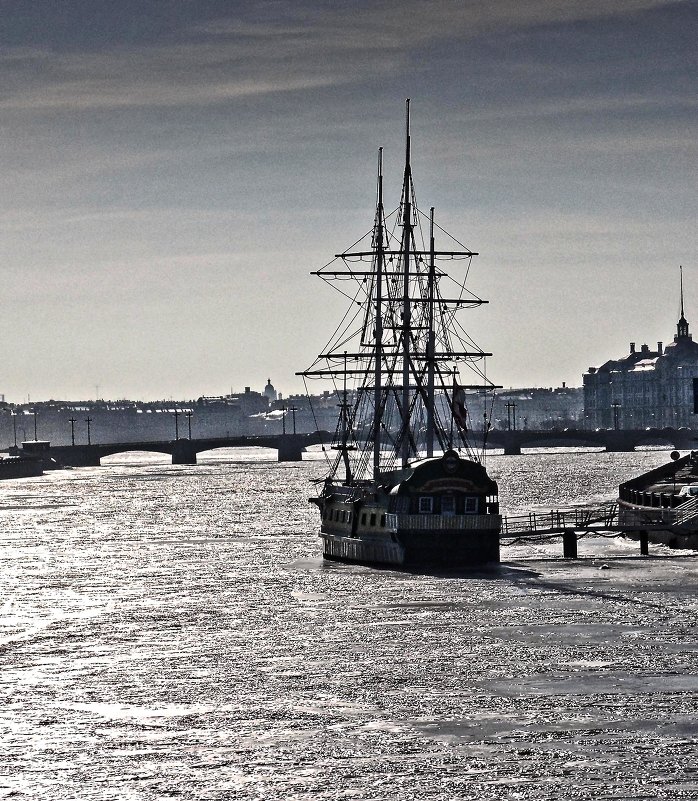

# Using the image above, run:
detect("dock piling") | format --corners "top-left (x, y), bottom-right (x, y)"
top-left (562, 529), bottom-right (578, 558)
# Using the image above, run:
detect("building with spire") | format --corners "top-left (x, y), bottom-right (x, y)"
top-left (583, 268), bottom-right (698, 429)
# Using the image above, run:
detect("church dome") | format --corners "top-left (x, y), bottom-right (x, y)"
top-left (263, 378), bottom-right (277, 401)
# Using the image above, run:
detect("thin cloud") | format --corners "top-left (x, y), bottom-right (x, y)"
top-left (1, 0), bottom-right (682, 114)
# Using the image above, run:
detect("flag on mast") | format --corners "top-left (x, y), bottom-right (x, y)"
top-left (452, 377), bottom-right (468, 431)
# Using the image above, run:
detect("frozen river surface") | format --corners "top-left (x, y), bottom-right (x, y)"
top-left (0, 448), bottom-right (697, 800)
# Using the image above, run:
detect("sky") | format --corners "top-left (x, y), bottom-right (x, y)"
top-left (1, 0), bottom-right (696, 402)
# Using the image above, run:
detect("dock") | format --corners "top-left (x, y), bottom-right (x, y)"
top-left (500, 499), bottom-right (698, 557)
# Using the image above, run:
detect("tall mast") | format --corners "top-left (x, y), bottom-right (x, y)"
top-left (373, 149), bottom-right (384, 479)
top-left (400, 98), bottom-right (412, 468)
top-left (340, 350), bottom-right (352, 483)
top-left (426, 206), bottom-right (436, 457)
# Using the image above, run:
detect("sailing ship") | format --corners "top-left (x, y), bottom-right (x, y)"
top-left (299, 101), bottom-right (502, 569)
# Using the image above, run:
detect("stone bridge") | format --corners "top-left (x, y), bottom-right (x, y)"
top-left (47, 432), bottom-right (332, 467)
top-left (485, 427), bottom-right (698, 455)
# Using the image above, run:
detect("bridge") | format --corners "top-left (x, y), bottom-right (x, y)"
top-left (44, 432), bottom-right (332, 467)
top-left (486, 427), bottom-right (698, 455)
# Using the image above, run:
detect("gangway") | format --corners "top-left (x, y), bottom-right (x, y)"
top-left (499, 501), bottom-right (698, 558)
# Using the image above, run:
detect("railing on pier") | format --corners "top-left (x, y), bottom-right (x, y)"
top-left (501, 497), bottom-right (698, 539)
top-left (500, 506), bottom-right (619, 538)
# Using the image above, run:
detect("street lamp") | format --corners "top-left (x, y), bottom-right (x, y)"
top-left (173, 409), bottom-right (179, 441)
top-left (611, 401), bottom-right (621, 430)
top-left (68, 416), bottom-right (76, 446)
top-left (185, 410), bottom-right (193, 440)
top-left (85, 417), bottom-right (93, 445)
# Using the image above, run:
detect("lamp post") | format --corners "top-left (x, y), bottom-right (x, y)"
top-left (611, 401), bottom-right (621, 431)
top-left (505, 401), bottom-right (517, 431)
top-left (185, 410), bottom-right (193, 440)
top-left (11, 412), bottom-right (17, 448)
top-left (289, 405), bottom-right (297, 435)
top-left (85, 416), bottom-right (92, 445)
top-left (32, 409), bottom-right (38, 441)
top-left (173, 409), bottom-right (179, 441)
top-left (68, 416), bottom-right (76, 446)
top-left (282, 406), bottom-right (287, 435)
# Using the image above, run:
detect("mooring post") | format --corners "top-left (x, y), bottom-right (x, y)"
top-left (562, 529), bottom-right (578, 558)
top-left (172, 439), bottom-right (197, 465)
top-left (278, 434), bottom-right (303, 462)
top-left (639, 530), bottom-right (649, 556)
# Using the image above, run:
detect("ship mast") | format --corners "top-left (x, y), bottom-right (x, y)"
top-left (426, 206), bottom-right (436, 457)
top-left (400, 99), bottom-right (413, 468)
top-left (373, 149), bottom-right (385, 479)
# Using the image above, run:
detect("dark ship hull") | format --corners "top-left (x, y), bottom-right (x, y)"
top-left (0, 455), bottom-right (44, 480)
top-left (618, 450), bottom-right (698, 549)
top-left (314, 450), bottom-right (501, 568)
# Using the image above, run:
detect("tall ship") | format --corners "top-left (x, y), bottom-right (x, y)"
top-left (298, 101), bottom-right (502, 569)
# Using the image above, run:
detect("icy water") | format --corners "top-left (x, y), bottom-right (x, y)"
top-left (1, 447), bottom-right (697, 800)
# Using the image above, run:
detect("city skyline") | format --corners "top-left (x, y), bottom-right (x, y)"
top-left (1, 1), bottom-right (695, 402)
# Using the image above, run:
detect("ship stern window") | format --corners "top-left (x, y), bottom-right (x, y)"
top-left (418, 496), bottom-right (434, 514)
top-left (441, 495), bottom-right (456, 516)
top-left (464, 497), bottom-right (478, 514)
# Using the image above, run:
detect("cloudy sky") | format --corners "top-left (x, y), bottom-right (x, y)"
top-left (1, 0), bottom-right (695, 401)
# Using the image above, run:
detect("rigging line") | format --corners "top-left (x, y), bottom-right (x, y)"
top-left (302, 376), bottom-right (334, 469)
top-left (319, 289), bottom-right (369, 357)
top-left (318, 273), bottom-right (373, 306)
top-left (418, 209), bottom-right (476, 254)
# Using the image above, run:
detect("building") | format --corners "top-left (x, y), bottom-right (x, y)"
top-left (463, 385), bottom-right (583, 431)
top-left (583, 294), bottom-right (698, 430)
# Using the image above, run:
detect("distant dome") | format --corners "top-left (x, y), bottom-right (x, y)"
top-left (263, 378), bottom-right (277, 402)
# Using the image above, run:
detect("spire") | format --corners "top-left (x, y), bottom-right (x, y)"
top-left (676, 265), bottom-right (691, 340)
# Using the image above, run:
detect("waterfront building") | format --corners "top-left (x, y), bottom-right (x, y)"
top-left (583, 299), bottom-right (698, 430)
top-left (463, 385), bottom-right (583, 431)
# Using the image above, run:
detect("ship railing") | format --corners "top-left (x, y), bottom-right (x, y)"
top-left (617, 496), bottom-right (698, 527)
top-left (500, 506), bottom-right (618, 537)
top-left (619, 486), bottom-right (695, 509)
top-left (385, 513), bottom-right (502, 531)
top-left (672, 496), bottom-right (698, 526)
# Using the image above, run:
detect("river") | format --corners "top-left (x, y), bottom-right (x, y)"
top-left (1, 447), bottom-right (697, 800)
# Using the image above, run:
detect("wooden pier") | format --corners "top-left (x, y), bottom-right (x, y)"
top-left (499, 501), bottom-right (698, 557)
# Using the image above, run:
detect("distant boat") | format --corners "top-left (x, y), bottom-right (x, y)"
top-left (618, 450), bottom-right (698, 549)
top-left (298, 101), bottom-right (501, 569)
top-left (0, 454), bottom-right (43, 480)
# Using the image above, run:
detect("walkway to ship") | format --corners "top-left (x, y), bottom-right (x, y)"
top-left (500, 498), bottom-right (698, 557)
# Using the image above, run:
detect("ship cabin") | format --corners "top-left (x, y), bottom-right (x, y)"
top-left (386, 450), bottom-right (499, 519)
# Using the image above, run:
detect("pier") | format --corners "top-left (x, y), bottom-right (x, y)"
top-left (500, 499), bottom-right (698, 557)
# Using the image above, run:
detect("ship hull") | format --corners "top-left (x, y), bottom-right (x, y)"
top-left (315, 451), bottom-right (502, 569)
top-left (320, 527), bottom-right (499, 569)
top-left (618, 452), bottom-right (698, 551)
top-left (0, 456), bottom-right (43, 480)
